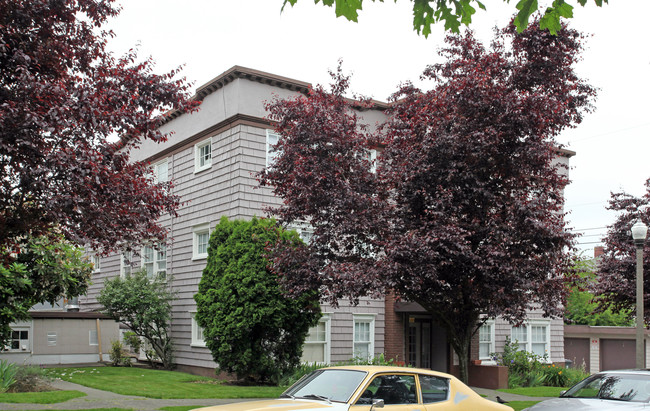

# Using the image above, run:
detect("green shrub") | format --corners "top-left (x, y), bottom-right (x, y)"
top-left (0, 360), bottom-right (18, 393)
top-left (109, 340), bottom-right (133, 367)
top-left (194, 217), bottom-right (321, 384)
top-left (492, 338), bottom-right (546, 388)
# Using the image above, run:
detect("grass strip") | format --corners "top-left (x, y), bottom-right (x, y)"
top-left (507, 400), bottom-right (541, 411)
top-left (0, 390), bottom-right (86, 403)
top-left (46, 367), bottom-right (284, 399)
top-left (498, 386), bottom-right (565, 397)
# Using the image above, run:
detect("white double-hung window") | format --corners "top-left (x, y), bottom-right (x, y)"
top-left (193, 223), bottom-right (210, 260)
top-left (142, 243), bottom-right (167, 279)
top-left (301, 314), bottom-right (331, 364)
top-left (353, 314), bottom-right (375, 361)
top-left (511, 320), bottom-right (551, 359)
top-left (478, 319), bottom-right (495, 361)
top-left (266, 130), bottom-right (280, 168)
top-left (194, 138), bottom-right (212, 173)
top-left (152, 158), bottom-right (169, 183)
top-left (191, 314), bottom-right (207, 347)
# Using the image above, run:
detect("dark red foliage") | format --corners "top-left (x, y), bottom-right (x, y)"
top-left (260, 20), bottom-right (595, 382)
top-left (0, 0), bottom-right (197, 257)
top-left (595, 180), bottom-right (650, 320)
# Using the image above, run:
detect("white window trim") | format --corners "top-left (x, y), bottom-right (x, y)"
top-left (191, 313), bottom-right (207, 347)
top-left (510, 319), bottom-right (552, 362)
top-left (302, 313), bottom-right (331, 365)
top-left (353, 314), bottom-right (376, 361)
top-left (368, 149), bottom-right (377, 174)
top-left (120, 252), bottom-right (133, 279)
top-left (194, 138), bottom-right (212, 173)
top-left (266, 129), bottom-right (280, 168)
top-left (5, 326), bottom-right (31, 352)
top-left (288, 222), bottom-right (314, 245)
top-left (91, 253), bottom-right (101, 273)
top-left (478, 319), bottom-right (496, 363)
top-left (141, 243), bottom-right (167, 279)
top-left (152, 158), bottom-right (169, 183)
top-left (192, 223), bottom-right (210, 260)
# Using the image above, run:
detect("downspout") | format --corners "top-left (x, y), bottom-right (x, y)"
top-left (96, 318), bottom-right (103, 362)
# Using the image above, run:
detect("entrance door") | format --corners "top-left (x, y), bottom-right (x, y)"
top-left (408, 319), bottom-right (431, 369)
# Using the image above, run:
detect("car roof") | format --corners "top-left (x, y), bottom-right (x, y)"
top-left (318, 365), bottom-right (455, 379)
top-left (598, 369), bottom-right (650, 376)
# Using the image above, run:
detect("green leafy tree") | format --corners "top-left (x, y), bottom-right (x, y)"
top-left (98, 270), bottom-right (176, 370)
top-left (194, 217), bottom-right (321, 383)
top-left (1, 235), bottom-right (92, 344)
top-left (281, 0), bottom-right (608, 36)
top-left (565, 259), bottom-right (633, 326)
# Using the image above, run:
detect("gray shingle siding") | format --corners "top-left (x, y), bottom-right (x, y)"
top-left (81, 72), bottom-right (386, 371)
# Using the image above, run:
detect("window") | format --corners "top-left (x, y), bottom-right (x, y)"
top-left (194, 138), bottom-right (212, 172)
top-left (353, 314), bottom-right (375, 360)
top-left (266, 130), bottom-right (280, 168)
top-left (301, 314), bottom-right (331, 364)
top-left (367, 149), bottom-right (377, 173)
top-left (5, 328), bottom-right (29, 351)
top-left (91, 253), bottom-right (101, 273)
top-left (47, 332), bottom-right (57, 346)
top-left (152, 158), bottom-right (169, 183)
top-left (191, 315), bottom-right (207, 347)
top-left (359, 374), bottom-right (417, 405)
top-left (420, 374), bottom-right (449, 403)
top-left (193, 224), bottom-right (210, 260)
top-left (142, 243), bottom-right (167, 279)
top-left (290, 223), bottom-right (314, 245)
top-left (89, 330), bottom-right (98, 346)
top-left (511, 320), bottom-right (551, 359)
top-left (479, 320), bottom-right (495, 360)
top-left (120, 252), bottom-right (133, 278)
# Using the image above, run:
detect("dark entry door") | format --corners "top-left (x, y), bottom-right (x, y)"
top-left (408, 319), bottom-right (431, 369)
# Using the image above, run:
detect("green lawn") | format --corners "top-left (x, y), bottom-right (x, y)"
top-left (46, 367), bottom-right (284, 399)
top-left (507, 401), bottom-right (541, 411)
top-left (0, 390), bottom-right (86, 403)
top-left (498, 386), bottom-right (565, 397)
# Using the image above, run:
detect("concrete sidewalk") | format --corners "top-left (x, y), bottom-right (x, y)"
top-left (0, 378), bottom-right (548, 410)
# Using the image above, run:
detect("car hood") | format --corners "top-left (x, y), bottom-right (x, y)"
top-left (524, 397), bottom-right (649, 410)
top-left (192, 398), bottom-right (345, 411)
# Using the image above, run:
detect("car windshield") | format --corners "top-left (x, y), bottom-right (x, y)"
top-left (282, 369), bottom-right (368, 403)
top-left (562, 373), bottom-right (650, 402)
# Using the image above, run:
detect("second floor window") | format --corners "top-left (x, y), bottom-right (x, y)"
top-left (266, 130), bottom-right (280, 168)
top-left (142, 243), bottom-right (167, 279)
top-left (152, 159), bottom-right (169, 183)
top-left (195, 138), bottom-right (212, 173)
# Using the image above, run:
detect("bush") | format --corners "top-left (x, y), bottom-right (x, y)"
top-left (8, 365), bottom-right (53, 392)
top-left (195, 217), bottom-right (321, 384)
top-left (493, 338), bottom-right (591, 388)
top-left (109, 340), bottom-right (133, 367)
top-left (0, 360), bottom-right (18, 393)
top-left (492, 338), bottom-right (547, 388)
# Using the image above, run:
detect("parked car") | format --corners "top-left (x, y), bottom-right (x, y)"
top-left (523, 370), bottom-right (650, 410)
top-left (193, 365), bottom-right (512, 411)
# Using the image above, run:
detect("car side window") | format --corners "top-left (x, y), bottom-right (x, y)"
top-left (419, 375), bottom-right (449, 403)
top-left (357, 374), bottom-right (418, 405)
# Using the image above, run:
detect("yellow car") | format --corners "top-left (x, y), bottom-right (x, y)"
top-left (193, 365), bottom-right (513, 411)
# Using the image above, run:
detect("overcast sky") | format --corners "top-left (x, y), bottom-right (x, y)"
top-left (106, 0), bottom-right (650, 258)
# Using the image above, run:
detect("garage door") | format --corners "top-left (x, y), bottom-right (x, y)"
top-left (565, 338), bottom-right (590, 373)
top-left (601, 339), bottom-right (640, 371)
